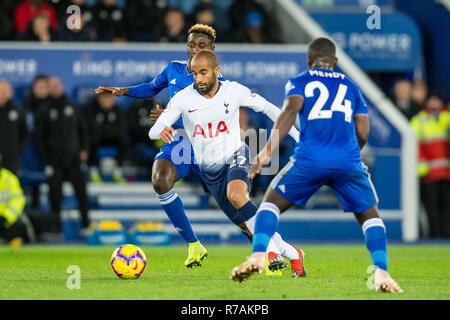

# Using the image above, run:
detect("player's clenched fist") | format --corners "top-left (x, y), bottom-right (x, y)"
top-left (95, 86), bottom-right (129, 96)
top-left (159, 127), bottom-right (177, 144)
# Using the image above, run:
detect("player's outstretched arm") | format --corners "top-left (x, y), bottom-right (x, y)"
top-left (248, 95), bottom-right (304, 178)
top-left (95, 86), bottom-right (129, 96)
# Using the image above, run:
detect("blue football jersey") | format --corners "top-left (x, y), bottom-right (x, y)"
top-left (285, 68), bottom-right (368, 169)
top-left (128, 60), bottom-right (224, 129)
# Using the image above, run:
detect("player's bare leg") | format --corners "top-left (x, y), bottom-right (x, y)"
top-left (354, 205), bottom-right (403, 293)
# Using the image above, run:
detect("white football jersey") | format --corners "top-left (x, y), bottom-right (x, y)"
top-left (150, 80), bottom-right (299, 173)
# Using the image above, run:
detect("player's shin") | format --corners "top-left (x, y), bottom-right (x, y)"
top-left (362, 218), bottom-right (388, 271)
top-left (157, 189), bottom-right (198, 243)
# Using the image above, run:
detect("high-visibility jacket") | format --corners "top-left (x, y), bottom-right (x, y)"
top-left (0, 168), bottom-right (26, 228)
top-left (410, 109), bottom-right (450, 182)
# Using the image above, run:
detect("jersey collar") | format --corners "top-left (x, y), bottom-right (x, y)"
top-left (193, 81), bottom-right (222, 97)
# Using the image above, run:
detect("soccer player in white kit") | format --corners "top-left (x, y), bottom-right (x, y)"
top-left (149, 50), bottom-right (306, 277)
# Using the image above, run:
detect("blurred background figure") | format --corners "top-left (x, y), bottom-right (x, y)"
top-left (14, 0), bottom-right (59, 34)
top-left (410, 94), bottom-right (450, 238)
top-left (126, 98), bottom-right (161, 180)
top-left (22, 75), bottom-right (50, 211)
top-left (411, 79), bottom-right (429, 108)
top-left (85, 92), bottom-right (127, 183)
top-left (228, 0), bottom-right (281, 43)
top-left (54, 0), bottom-right (94, 42)
top-left (34, 76), bottom-right (90, 233)
top-left (0, 0), bottom-right (16, 40)
top-left (125, 0), bottom-right (165, 42)
top-left (156, 7), bottom-right (187, 43)
top-left (391, 79), bottom-right (421, 120)
top-left (15, 13), bottom-right (54, 42)
top-left (0, 79), bottom-right (28, 176)
top-left (90, 0), bottom-right (126, 42)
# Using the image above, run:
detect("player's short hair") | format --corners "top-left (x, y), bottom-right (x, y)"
top-left (188, 24), bottom-right (216, 43)
top-left (308, 37), bottom-right (336, 62)
top-left (191, 50), bottom-right (219, 68)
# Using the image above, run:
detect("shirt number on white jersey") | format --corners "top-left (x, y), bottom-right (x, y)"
top-left (305, 81), bottom-right (353, 123)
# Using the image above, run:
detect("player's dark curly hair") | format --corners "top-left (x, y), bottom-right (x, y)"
top-left (188, 24), bottom-right (216, 43)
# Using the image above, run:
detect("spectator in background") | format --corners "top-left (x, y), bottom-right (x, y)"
top-left (16, 13), bottom-right (54, 42)
top-left (391, 79), bottom-right (421, 120)
top-left (410, 95), bottom-right (450, 238)
top-left (24, 74), bottom-right (50, 114)
top-left (192, 0), bottom-right (231, 35)
top-left (191, 2), bottom-right (222, 39)
top-left (125, 0), bottom-right (165, 42)
top-left (0, 153), bottom-right (31, 247)
top-left (228, 0), bottom-right (281, 43)
top-left (90, 0), bottom-right (126, 42)
top-left (14, 0), bottom-right (59, 34)
top-left (156, 8), bottom-right (188, 43)
top-left (54, 8), bottom-right (93, 41)
top-left (0, 0), bottom-right (16, 40)
top-left (85, 92), bottom-right (127, 183)
top-left (34, 76), bottom-right (90, 233)
top-left (411, 79), bottom-right (429, 108)
top-left (22, 74), bottom-right (50, 210)
top-left (126, 98), bottom-right (161, 177)
top-left (0, 80), bottom-right (29, 175)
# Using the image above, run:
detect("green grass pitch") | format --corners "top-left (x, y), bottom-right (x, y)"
top-left (0, 244), bottom-right (449, 300)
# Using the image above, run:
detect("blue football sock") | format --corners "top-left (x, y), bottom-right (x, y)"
top-left (252, 202), bottom-right (280, 253)
top-left (158, 189), bottom-right (198, 244)
top-left (362, 218), bottom-right (388, 271)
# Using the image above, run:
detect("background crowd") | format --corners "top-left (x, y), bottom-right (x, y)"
top-left (1, 0), bottom-right (282, 44)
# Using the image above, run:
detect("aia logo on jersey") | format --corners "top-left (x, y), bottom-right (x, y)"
top-left (193, 121), bottom-right (229, 138)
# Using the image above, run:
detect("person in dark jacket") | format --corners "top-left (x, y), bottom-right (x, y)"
top-left (0, 80), bottom-right (28, 175)
top-left (34, 76), bottom-right (90, 232)
top-left (22, 74), bottom-right (50, 210)
top-left (391, 79), bottom-right (421, 120)
top-left (85, 92), bottom-right (127, 182)
top-left (126, 98), bottom-right (161, 175)
top-left (90, 0), bottom-right (127, 42)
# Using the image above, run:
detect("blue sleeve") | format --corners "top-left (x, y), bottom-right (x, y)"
top-left (354, 86), bottom-right (369, 115)
top-left (284, 77), bottom-right (304, 100)
top-left (127, 64), bottom-right (169, 98)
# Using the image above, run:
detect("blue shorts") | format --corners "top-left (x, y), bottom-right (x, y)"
top-left (270, 158), bottom-right (378, 213)
top-left (154, 134), bottom-right (205, 188)
top-left (200, 144), bottom-right (254, 225)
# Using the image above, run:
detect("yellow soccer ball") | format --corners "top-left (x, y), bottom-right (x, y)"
top-left (110, 244), bottom-right (147, 279)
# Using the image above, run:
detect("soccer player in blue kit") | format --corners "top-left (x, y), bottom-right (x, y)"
top-left (230, 38), bottom-right (403, 293)
top-left (96, 24), bottom-right (218, 267)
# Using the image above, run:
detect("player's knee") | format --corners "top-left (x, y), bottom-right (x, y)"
top-left (227, 189), bottom-right (247, 209)
top-left (151, 170), bottom-right (175, 195)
